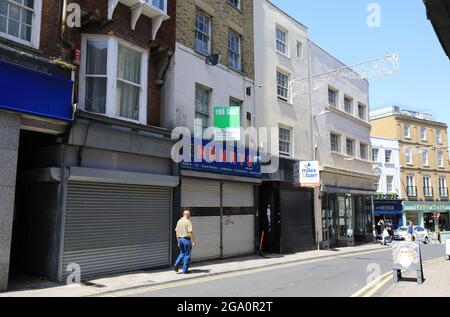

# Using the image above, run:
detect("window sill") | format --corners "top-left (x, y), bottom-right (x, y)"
top-left (194, 48), bottom-right (211, 58)
top-left (277, 97), bottom-right (293, 106)
top-left (276, 50), bottom-right (290, 60)
top-left (226, 2), bottom-right (243, 14)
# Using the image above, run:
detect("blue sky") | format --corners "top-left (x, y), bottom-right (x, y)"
top-left (271, 0), bottom-right (450, 122)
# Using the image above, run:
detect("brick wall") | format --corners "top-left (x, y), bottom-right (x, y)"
top-left (176, 0), bottom-right (254, 80)
top-left (0, 0), bottom-right (176, 127)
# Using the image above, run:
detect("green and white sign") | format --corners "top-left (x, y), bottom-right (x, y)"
top-left (403, 201), bottom-right (450, 212)
top-left (214, 106), bottom-right (241, 141)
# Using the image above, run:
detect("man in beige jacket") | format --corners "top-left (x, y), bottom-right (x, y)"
top-left (174, 210), bottom-right (196, 274)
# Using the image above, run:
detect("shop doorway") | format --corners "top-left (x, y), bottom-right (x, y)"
top-left (9, 130), bottom-right (58, 283)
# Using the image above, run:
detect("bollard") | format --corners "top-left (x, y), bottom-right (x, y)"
top-left (446, 239), bottom-right (450, 260)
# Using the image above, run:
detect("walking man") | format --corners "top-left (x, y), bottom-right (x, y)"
top-left (174, 210), bottom-right (196, 274)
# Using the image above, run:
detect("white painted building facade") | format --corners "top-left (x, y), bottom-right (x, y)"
top-left (253, 0), bottom-right (312, 160)
top-left (371, 137), bottom-right (401, 196)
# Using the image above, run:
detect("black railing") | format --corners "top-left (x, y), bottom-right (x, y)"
top-left (407, 186), bottom-right (418, 197)
top-left (423, 187), bottom-right (434, 198)
top-left (440, 187), bottom-right (449, 198)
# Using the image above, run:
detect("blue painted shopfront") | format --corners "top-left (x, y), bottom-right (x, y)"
top-left (0, 59), bottom-right (73, 121)
top-left (180, 138), bottom-right (261, 178)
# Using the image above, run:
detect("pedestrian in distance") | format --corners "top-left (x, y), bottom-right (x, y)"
top-left (174, 210), bottom-right (196, 274)
top-left (407, 221), bottom-right (415, 241)
top-left (378, 219), bottom-right (386, 245)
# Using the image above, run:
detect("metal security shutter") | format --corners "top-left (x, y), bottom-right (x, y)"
top-left (181, 178), bottom-right (220, 207)
top-left (280, 189), bottom-right (315, 253)
top-left (223, 183), bottom-right (254, 207)
top-left (62, 182), bottom-right (171, 280)
top-left (181, 178), bottom-right (221, 262)
top-left (223, 182), bottom-right (255, 257)
top-left (190, 216), bottom-right (221, 261)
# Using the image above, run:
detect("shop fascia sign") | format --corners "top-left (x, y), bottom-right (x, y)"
top-left (295, 161), bottom-right (320, 187)
top-left (403, 202), bottom-right (450, 212)
top-left (214, 106), bottom-right (241, 141)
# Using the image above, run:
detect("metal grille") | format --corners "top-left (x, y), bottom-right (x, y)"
top-left (61, 181), bottom-right (171, 281)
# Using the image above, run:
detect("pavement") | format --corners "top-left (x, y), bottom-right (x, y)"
top-left (382, 256), bottom-right (450, 297)
top-left (1, 243), bottom-right (385, 297)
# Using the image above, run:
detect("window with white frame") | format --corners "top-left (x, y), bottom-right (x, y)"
top-left (228, 30), bottom-right (241, 70)
top-left (360, 143), bottom-right (368, 160)
top-left (276, 26), bottom-right (287, 55)
top-left (344, 96), bottom-right (353, 114)
top-left (420, 127), bottom-right (427, 141)
top-left (404, 123), bottom-right (410, 138)
top-left (276, 70), bottom-right (289, 101)
top-left (330, 133), bottom-right (340, 153)
top-left (405, 148), bottom-right (413, 164)
top-left (439, 176), bottom-right (448, 197)
top-left (372, 148), bottom-right (379, 162)
top-left (195, 9), bottom-right (211, 55)
top-left (423, 176), bottom-right (432, 197)
top-left (80, 35), bottom-right (148, 123)
top-left (195, 84), bottom-right (210, 138)
top-left (436, 129), bottom-right (442, 143)
top-left (407, 175), bottom-right (416, 197)
top-left (438, 150), bottom-right (444, 167)
top-left (358, 103), bottom-right (366, 120)
top-left (346, 138), bottom-right (354, 156)
top-left (0, 0), bottom-right (42, 48)
top-left (422, 148), bottom-right (429, 166)
top-left (328, 87), bottom-right (337, 107)
top-left (385, 150), bottom-right (392, 164)
top-left (279, 127), bottom-right (291, 156)
top-left (386, 176), bottom-right (394, 193)
top-left (227, 0), bottom-right (240, 9)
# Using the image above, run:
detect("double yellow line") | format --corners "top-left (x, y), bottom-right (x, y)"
top-left (94, 248), bottom-right (386, 297)
top-left (351, 257), bottom-right (446, 297)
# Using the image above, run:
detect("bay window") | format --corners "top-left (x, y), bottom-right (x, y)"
top-left (0, 0), bottom-right (42, 48)
top-left (80, 35), bottom-right (148, 124)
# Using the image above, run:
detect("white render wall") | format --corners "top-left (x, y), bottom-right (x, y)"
top-left (253, 0), bottom-right (313, 160)
top-left (162, 42), bottom-right (255, 142)
top-left (310, 41), bottom-right (373, 177)
top-left (371, 137), bottom-right (401, 195)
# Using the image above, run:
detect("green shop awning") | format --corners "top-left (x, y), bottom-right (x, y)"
top-left (403, 201), bottom-right (450, 212)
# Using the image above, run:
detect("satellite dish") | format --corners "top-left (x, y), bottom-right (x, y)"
top-left (206, 53), bottom-right (221, 66)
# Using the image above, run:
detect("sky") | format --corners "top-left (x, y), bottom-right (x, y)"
top-left (271, 0), bottom-right (450, 123)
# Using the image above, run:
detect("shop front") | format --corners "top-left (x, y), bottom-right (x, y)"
top-left (259, 158), bottom-right (316, 254)
top-left (180, 139), bottom-right (261, 261)
top-left (373, 199), bottom-right (404, 234)
top-left (319, 169), bottom-right (377, 249)
top-left (403, 202), bottom-right (450, 233)
top-left (321, 191), bottom-right (374, 248)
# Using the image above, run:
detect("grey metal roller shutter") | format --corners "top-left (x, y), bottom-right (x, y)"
top-left (61, 181), bottom-right (171, 280)
top-left (223, 182), bottom-right (254, 207)
top-left (190, 217), bottom-right (221, 261)
top-left (223, 182), bottom-right (255, 257)
top-left (181, 178), bottom-right (221, 261)
top-left (181, 178), bottom-right (220, 207)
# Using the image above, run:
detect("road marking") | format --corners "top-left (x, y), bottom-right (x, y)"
top-left (351, 257), bottom-right (447, 297)
top-left (97, 248), bottom-right (389, 297)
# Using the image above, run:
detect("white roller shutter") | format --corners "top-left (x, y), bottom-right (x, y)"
top-left (181, 178), bottom-right (221, 262)
top-left (181, 178), bottom-right (220, 207)
top-left (223, 182), bottom-right (254, 207)
top-left (223, 215), bottom-right (255, 257)
top-left (61, 181), bottom-right (171, 280)
top-left (223, 182), bottom-right (255, 257)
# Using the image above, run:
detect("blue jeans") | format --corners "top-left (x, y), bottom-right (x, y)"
top-left (175, 238), bottom-right (192, 273)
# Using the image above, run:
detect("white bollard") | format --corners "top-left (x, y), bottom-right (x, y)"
top-left (446, 239), bottom-right (450, 260)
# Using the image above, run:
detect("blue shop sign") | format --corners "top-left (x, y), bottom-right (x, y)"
top-left (374, 200), bottom-right (403, 215)
top-left (0, 59), bottom-right (74, 121)
top-left (180, 138), bottom-right (261, 178)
